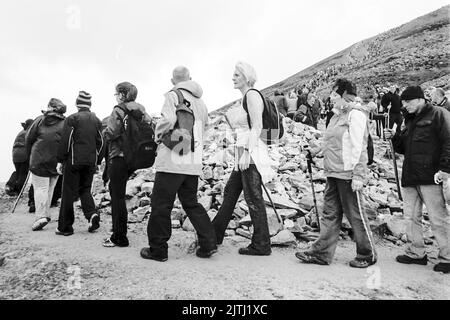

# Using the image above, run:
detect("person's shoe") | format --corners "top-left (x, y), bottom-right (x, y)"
top-left (32, 218), bottom-right (50, 231)
top-left (103, 237), bottom-right (128, 248)
top-left (396, 254), bottom-right (428, 265)
top-left (196, 247), bottom-right (218, 258)
top-left (55, 228), bottom-right (74, 236)
top-left (295, 251), bottom-right (328, 265)
top-left (28, 205), bottom-right (35, 213)
top-left (349, 258), bottom-right (377, 268)
top-left (433, 263), bottom-right (450, 274)
top-left (140, 247), bottom-right (168, 262)
top-left (238, 246), bottom-right (271, 256)
top-left (88, 214), bottom-right (100, 233)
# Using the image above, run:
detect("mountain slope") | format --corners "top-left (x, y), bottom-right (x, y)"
top-left (212, 5), bottom-right (450, 115)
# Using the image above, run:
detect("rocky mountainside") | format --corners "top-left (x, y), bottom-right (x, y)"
top-left (212, 5), bottom-right (450, 116)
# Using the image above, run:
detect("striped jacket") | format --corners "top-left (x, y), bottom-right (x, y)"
top-left (322, 103), bottom-right (369, 182)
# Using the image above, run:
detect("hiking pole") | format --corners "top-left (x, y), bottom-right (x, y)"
top-left (11, 171), bottom-right (30, 213)
top-left (389, 124), bottom-right (403, 201)
top-left (306, 150), bottom-right (320, 231)
top-left (261, 183), bottom-right (282, 224)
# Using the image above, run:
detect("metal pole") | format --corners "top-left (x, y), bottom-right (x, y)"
top-left (11, 171), bottom-right (30, 213)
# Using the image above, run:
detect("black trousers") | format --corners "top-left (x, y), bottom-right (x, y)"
top-left (109, 157), bottom-right (133, 246)
top-left (212, 164), bottom-right (271, 253)
top-left (389, 112), bottom-right (403, 134)
top-left (14, 162), bottom-right (29, 192)
top-left (57, 163), bottom-right (97, 232)
top-left (147, 172), bottom-right (217, 257)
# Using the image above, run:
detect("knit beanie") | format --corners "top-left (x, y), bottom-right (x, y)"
top-left (76, 91), bottom-right (92, 108)
top-left (400, 86), bottom-right (425, 101)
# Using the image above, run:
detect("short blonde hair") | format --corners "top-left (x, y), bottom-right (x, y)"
top-left (235, 61), bottom-right (257, 87)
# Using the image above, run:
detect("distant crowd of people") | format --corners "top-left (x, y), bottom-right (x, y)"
top-left (3, 63), bottom-right (450, 274)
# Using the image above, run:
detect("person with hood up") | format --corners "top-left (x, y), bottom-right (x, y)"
top-left (5, 119), bottom-right (34, 196)
top-left (102, 82), bottom-right (152, 248)
top-left (25, 99), bottom-right (66, 231)
top-left (295, 78), bottom-right (377, 268)
top-left (140, 66), bottom-right (217, 261)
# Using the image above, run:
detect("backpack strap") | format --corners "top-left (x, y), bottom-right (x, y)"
top-left (242, 88), bottom-right (264, 129)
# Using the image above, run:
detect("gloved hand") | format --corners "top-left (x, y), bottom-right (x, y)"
top-left (351, 178), bottom-right (364, 192)
top-left (434, 171), bottom-right (450, 184)
top-left (56, 163), bottom-right (64, 175)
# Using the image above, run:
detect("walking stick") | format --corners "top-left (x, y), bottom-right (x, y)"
top-left (261, 183), bottom-right (282, 224)
top-left (11, 171), bottom-right (30, 213)
top-left (306, 150), bottom-right (320, 231)
top-left (389, 124), bottom-right (403, 201)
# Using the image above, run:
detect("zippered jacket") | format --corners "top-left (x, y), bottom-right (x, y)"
top-left (57, 109), bottom-right (104, 166)
top-left (392, 103), bottom-right (450, 186)
top-left (322, 103), bottom-right (369, 182)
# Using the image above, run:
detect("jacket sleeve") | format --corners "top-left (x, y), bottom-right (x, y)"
top-left (57, 117), bottom-right (73, 163)
top-left (24, 117), bottom-right (41, 159)
top-left (103, 107), bottom-right (125, 143)
top-left (154, 92), bottom-right (177, 143)
top-left (380, 94), bottom-right (390, 109)
top-left (438, 110), bottom-right (450, 173)
top-left (349, 110), bottom-right (368, 182)
top-left (95, 117), bottom-right (106, 165)
top-left (391, 128), bottom-right (406, 154)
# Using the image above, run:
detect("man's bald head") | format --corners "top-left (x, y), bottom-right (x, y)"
top-left (172, 66), bottom-right (191, 85)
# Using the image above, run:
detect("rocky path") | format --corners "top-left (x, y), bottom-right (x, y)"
top-left (1, 200), bottom-right (449, 300)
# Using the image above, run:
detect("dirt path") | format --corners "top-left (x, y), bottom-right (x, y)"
top-left (0, 198), bottom-right (449, 300)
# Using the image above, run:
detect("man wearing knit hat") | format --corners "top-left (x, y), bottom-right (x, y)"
top-left (385, 85), bottom-right (450, 274)
top-left (55, 91), bottom-right (104, 236)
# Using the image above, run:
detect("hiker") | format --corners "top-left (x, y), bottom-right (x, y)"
top-left (25, 99), bottom-right (66, 231)
top-left (55, 91), bottom-right (104, 236)
top-left (212, 61), bottom-right (275, 256)
top-left (384, 85), bottom-right (450, 274)
top-left (102, 82), bottom-right (152, 247)
top-left (295, 78), bottom-right (377, 268)
top-left (381, 84), bottom-right (403, 135)
top-left (271, 90), bottom-right (288, 117)
top-left (286, 94), bottom-right (298, 120)
top-left (431, 87), bottom-right (450, 112)
top-left (141, 66), bottom-right (217, 261)
top-left (294, 94), bottom-right (320, 129)
top-left (5, 119), bottom-right (34, 197)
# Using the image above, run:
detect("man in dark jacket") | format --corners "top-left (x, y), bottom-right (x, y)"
top-left (381, 85), bottom-right (403, 134)
top-left (55, 91), bottom-right (104, 236)
top-left (271, 90), bottom-right (288, 116)
top-left (25, 99), bottom-right (66, 231)
top-left (5, 119), bottom-right (34, 196)
top-left (385, 86), bottom-right (450, 274)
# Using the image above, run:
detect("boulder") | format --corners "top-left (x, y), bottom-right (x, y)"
top-left (171, 220), bottom-right (181, 229)
top-left (126, 177), bottom-right (145, 198)
top-left (139, 196), bottom-right (151, 207)
top-left (141, 182), bottom-right (154, 194)
top-left (182, 217), bottom-right (195, 232)
top-left (199, 196), bottom-right (213, 211)
top-left (386, 215), bottom-right (408, 238)
top-left (236, 228), bottom-right (252, 239)
top-left (271, 230), bottom-right (297, 246)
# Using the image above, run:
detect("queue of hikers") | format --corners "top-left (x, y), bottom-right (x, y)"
top-left (5, 63), bottom-right (450, 273)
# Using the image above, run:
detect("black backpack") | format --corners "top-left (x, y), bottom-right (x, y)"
top-left (160, 89), bottom-right (195, 156)
top-left (115, 104), bottom-right (157, 171)
top-left (243, 89), bottom-right (284, 145)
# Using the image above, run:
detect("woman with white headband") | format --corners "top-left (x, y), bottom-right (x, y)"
top-left (212, 61), bottom-right (275, 256)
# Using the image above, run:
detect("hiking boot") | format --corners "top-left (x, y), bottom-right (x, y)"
top-left (295, 251), bottom-right (328, 265)
top-left (396, 254), bottom-right (428, 265)
top-left (140, 247), bottom-right (168, 262)
top-left (433, 263), bottom-right (450, 274)
top-left (55, 228), bottom-right (74, 236)
top-left (32, 218), bottom-right (50, 231)
top-left (88, 213), bottom-right (100, 233)
top-left (196, 247), bottom-right (218, 258)
top-left (349, 258), bottom-right (377, 268)
top-left (238, 246), bottom-right (271, 256)
top-left (28, 205), bottom-right (35, 213)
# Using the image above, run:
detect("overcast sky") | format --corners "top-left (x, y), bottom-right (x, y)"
top-left (0, 0), bottom-right (448, 182)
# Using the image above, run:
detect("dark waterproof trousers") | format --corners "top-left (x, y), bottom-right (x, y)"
top-left (57, 163), bottom-right (97, 232)
top-left (212, 164), bottom-right (271, 254)
top-left (309, 177), bottom-right (377, 264)
top-left (147, 172), bottom-right (217, 258)
top-left (109, 157), bottom-right (133, 246)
